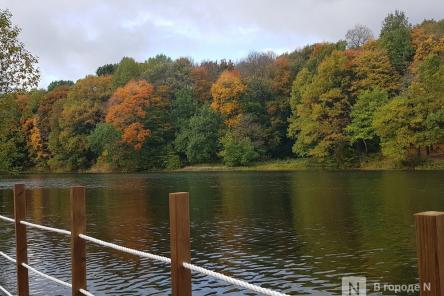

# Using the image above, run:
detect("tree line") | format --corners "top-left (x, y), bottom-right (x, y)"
top-left (0, 10), bottom-right (443, 172)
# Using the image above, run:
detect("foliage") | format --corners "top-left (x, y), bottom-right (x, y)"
top-left (112, 57), bottom-right (141, 88)
top-left (210, 70), bottom-right (246, 127)
top-left (175, 105), bottom-right (222, 163)
top-left (374, 51), bottom-right (444, 160)
top-left (288, 50), bottom-right (353, 160)
top-left (171, 88), bottom-right (200, 128)
top-left (47, 80), bottom-right (74, 91)
top-left (349, 41), bottom-right (400, 95)
top-left (69, 75), bottom-right (113, 102)
top-left (106, 80), bottom-right (154, 150)
top-left (346, 88), bottom-right (389, 153)
top-left (0, 9), bottom-right (40, 93)
top-left (219, 132), bottom-right (259, 166)
top-left (373, 97), bottom-right (415, 160)
top-left (96, 63), bottom-right (117, 76)
top-left (0, 95), bottom-right (27, 172)
top-left (1, 10), bottom-right (443, 172)
top-left (141, 55), bottom-right (193, 100)
top-left (88, 123), bottom-right (122, 166)
top-left (379, 10), bottom-right (414, 74)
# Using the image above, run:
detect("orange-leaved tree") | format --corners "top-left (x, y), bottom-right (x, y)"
top-left (105, 80), bottom-right (154, 150)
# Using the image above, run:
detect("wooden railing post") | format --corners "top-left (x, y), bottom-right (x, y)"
top-left (14, 183), bottom-right (29, 296)
top-left (169, 192), bottom-right (191, 296)
top-left (415, 211), bottom-right (444, 295)
top-left (71, 186), bottom-right (86, 296)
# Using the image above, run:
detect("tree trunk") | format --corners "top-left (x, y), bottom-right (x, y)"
top-left (363, 140), bottom-right (368, 154)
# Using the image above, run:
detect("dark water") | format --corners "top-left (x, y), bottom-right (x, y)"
top-left (0, 171), bottom-right (443, 295)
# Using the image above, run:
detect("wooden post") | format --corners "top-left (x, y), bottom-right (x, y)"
top-left (415, 211), bottom-right (444, 295)
top-left (169, 192), bottom-right (191, 296)
top-left (71, 186), bottom-right (86, 296)
top-left (14, 184), bottom-right (29, 296)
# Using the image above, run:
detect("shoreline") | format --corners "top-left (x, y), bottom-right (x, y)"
top-left (8, 158), bottom-right (444, 174)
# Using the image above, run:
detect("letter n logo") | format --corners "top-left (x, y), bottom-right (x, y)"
top-left (342, 276), bottom-right (366, 296)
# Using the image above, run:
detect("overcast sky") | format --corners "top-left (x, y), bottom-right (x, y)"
top-left (2, 0), bottom-right (444, 88)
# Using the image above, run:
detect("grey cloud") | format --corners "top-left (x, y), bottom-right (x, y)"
top-left (1, 0), bottom-right (443, 87)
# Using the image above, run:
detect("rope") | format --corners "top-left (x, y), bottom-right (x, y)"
top-left (79, 234), bottom-right (171, 264)
top-left (183, 262), bottom-right (289, 296)
top-left (0, 251), bottom-right (16, 264)
top-left (0, 215), bottom-right (14, 223)
top-left (22, 263), bottom-right (72, 289)
top-left (0, 285), bottom-right (13, 296)
top-left (80, 288), bottom-right (95, 296)
top-left (20, 220), bottom-right (71, 236)
top-left (0, 252), bottom-right (16, 296)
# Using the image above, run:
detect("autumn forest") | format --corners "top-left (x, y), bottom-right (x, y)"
top-left (1, 10), bottom-right (443, 172)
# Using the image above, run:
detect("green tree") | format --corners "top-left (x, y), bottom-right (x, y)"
top-left (373, 97), bottom-right (415, 160)
top-left (47, 80), bottom-right (74, 91)
top-left (0, 9), bottom-right (40, 93)
top-left (171, 88), bottom-right (200, 128)
top-left (408, 52), bottom-right (444, 150)
top-left (47, 76), bottom-right (110, 170)
top-left (0, 95), bottom-right (28, 172)
top-left (346, 88), bottom-right (389, 153)
top-left (141, 55), bottom-right (193, 100)
top-left (219, 132), bottom-right (258, 166)
top-left (96, 63), bottom-right (117, 76)
top-left (48, 98), bottom-right (101, 170)
top-left (88, 123), bottom-right (122, 166)
top-left (174, 105), bottom-right (222, 163)
top-left (288, 50), bottom-right (353, 160)
top-left (379, 10), bottom-right (414, 74)
top-left (112, 57), bottom-right (141, 88)
top-left (35, 85), bottom-right (70, 162)
top-left (373, 52), bottom-right (444, 160)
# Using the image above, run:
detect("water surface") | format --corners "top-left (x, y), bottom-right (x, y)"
top-left (0, 171), bottom-right (443, 295)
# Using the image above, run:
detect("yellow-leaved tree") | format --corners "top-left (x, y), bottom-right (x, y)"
top-left (210, 70), bottom-right (246, 127)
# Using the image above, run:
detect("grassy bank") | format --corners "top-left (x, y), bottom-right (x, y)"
top-left (175, 157), bottom-right (444, 172)
top-left (14, 157), bottom-right (444, 175)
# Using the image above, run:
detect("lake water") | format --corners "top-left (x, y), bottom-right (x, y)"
top-left (0, 171), bottom-right (443, 295)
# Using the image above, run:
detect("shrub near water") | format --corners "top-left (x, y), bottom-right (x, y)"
top-left (219, 133), bottom-right (259, 166)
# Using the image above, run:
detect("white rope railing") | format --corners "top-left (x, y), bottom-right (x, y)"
top-left (0, 251), bottom-right (14, 296)
top-left (0, 214), bottom-right (14, 223)
top-left (79, 233), bottom-right (288, 296)
top-left (0, 252), bottom-right (16, 296)
top-left (0, 285), bottom-right (13, 296)
top-left (22, 262), bottom-right (72, 289)
top-left (80, 288), bottom-right (95, 296)
top-left (79, 234), bottom-right (171, 264)
top-left (20, 220), bottom-right (71, 236)
top-left (0, 251), bottom-right (16, 264)
top-left (183, 262), bottom-right (289, 296)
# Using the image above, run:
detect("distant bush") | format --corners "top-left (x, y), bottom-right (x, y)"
top-left (219, 133), bottom-right (258, 166)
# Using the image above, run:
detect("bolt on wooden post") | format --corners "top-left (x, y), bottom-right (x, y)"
top-left (415, 211), bottom-right (444, 296)
top-left (71, 186), bottom-right (87, 296)
top-left (14, 184), bottom-right (29, 296)
top-left (169, 192), bottom-right (191, 296)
